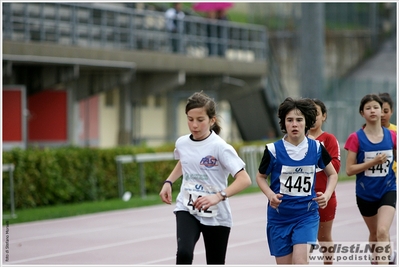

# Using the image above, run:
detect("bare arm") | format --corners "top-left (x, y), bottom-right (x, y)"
top-left (314, 162), bottom-right (338, 208)
top-left (256, 171), bottom-right (282, 209)
top-left (345, 150), bottom-right (388, 176)
top-left (224, 169), bottom-right (252, 198)
top-left (194, 169), bottom-right (252, 210)
top-left (159, 161), bottom-right (182, 204)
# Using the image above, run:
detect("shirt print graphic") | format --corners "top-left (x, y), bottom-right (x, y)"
top-left (200, 155), bottom-right (218, 168)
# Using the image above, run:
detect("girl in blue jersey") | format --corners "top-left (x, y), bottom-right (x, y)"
top-left (256, 97), bottom-right (338, 264)
top-left (344, 94), bottom-right (397, 265)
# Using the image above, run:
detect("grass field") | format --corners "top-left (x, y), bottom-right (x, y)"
top-left (2, 176), bottom-right (354, 225)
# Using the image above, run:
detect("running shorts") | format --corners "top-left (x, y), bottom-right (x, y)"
top-left (267, 211), bottom-right (319, 257)
top-left (356, 191), bottom-right (397, 217)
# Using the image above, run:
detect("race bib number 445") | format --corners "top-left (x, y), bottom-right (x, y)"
top-left (279, 165), bottom-right (315, 196)
top-left (182, 182), bottom-right (218, 217)
top-left (364, 150), bottom-right (393, 177)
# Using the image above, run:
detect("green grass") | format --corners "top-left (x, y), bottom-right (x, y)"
top-left (2, 194), bottom-right (166, 226)
top-left (2, 176), bottom-right (354, 225)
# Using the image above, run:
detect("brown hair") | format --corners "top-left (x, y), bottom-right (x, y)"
top-left (311, 98), bottom-right (328, 121)
top-left (358, 94), bottom-right (383, 114)
top-left (186, 91), bottom-right (221, 134)
top-left (378, 92), bottom-right (394, 110)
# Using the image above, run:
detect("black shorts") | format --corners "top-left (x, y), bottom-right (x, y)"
top-left (356, 191), bottom-right (397, 217)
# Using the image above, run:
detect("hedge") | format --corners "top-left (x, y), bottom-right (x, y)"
top-left (2, 144), bottom-right (184, 209)
top-left (2, 141), bottom-right (260, 210)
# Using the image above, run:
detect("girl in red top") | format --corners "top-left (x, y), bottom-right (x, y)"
top-left (308, 99), bottom-right (341, 265)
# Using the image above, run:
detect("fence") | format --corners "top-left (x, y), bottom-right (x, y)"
top-left (2, 2), bottom-right (267, 61)
top-left (248, 2), bottom-right (395, 34)
top-left (324, 78), bottom-right (397, 145)
top-left (115, 152), bottom-right (175, 199)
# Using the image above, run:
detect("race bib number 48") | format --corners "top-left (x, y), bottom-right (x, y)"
top-left (279, 165), bottom-right (315, 196)
top-left (364, 150), bottom-right (393, 177)
top-left (182, 182), bottom-right (218, 217)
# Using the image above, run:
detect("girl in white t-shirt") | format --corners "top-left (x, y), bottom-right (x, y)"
top-left (159, 91), bottom-right (252, 264)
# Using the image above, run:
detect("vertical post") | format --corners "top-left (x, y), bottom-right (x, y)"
top-left (3, 164), bottom-right (17, 219)
top-left (118, 84), bottom-right (133, 145)
top-left (71, 5), bottom-right (77, 45)
top-left (299, 3), bottom-right (325, 98)
top-left (177, 19), bottom-right (184, 54)
top-left (3, 3), bottom-right (12, 39)
top-left (117, 161), bottom-right (124, 198)
top-left (9, 165), bottom-right (16, 218)
top-left (370, 3), bottom-right (378, 52)
top-left (139, 162), bottom-right (146, 198)
top-left (39, 3), bottom-right (45, 41)
top-left (67, 79), bottom-right (80, 146)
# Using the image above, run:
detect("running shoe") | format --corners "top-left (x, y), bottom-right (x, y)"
top-left (389, 250), bottom-right (396, 265)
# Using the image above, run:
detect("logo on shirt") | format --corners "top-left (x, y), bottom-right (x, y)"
top-left (200, 155), bottom-right (218, 168)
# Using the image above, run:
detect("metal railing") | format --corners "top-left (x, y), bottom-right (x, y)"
top-left (115, 152), bottom-right (175, 199)
top-left (324, 78), bottom-right (397, 145)
top-left (3, 164), bottom-right (17, 219)
top-left (3, 3), bottom-right (267, 61)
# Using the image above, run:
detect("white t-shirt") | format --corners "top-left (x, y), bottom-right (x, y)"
top-left (165, 7), bottom-right (185, 32)
top-left (174, 131), bottom-right (246, 227)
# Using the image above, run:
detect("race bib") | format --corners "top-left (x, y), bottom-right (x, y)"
top-left (364, 150), bottom-right (393, 177)
top-left (182, 181), bottom-right (218, 217)
top-left (279, 165), bottom-right (315, 196)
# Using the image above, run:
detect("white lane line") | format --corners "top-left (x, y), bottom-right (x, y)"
top-left (138, 238), bottom-right (267, 265)
top-left (8, 217), bottom-right (172, 244)
top-left (6, 204), bottom-right (174, 228)
top-left (8, 233), bottom-right (175, 264)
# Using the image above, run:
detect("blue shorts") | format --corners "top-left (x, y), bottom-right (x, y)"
top-left (267, 211), bottom-right (319, 257)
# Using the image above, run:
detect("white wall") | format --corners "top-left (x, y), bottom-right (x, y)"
top-left (96, 91), bottom-right (242, 148)
top-left (99, 89), bottom-right (120, 148)
top-left (140, 95), bottom-right (168, 147)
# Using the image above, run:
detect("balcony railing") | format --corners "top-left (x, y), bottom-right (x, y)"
top-left (3, 3), bottom-right (268, 62)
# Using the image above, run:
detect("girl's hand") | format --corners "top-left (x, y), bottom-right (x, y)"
top-left (269, 193), bottom-right (283, 209)
top-left (159, 183), bottom-right (172, 204)
top-left (193, 194), bottom-right (221, 211)
top-left (313, 191), bottom-right (329, 209)
top-left (374, 153), bottom-right (388, 165)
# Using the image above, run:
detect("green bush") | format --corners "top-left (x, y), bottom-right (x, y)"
top-left (2, 145), bottom-right (179, 210)
top-left (2, 140), bottom-right (272, 210)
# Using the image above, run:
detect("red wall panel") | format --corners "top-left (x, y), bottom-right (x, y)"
top-left (79, 95), bottom-right (99, 143)
top-left (28, 90), bottom-right (67, 141)
top-left (3, 90), bottom-right (22, 141)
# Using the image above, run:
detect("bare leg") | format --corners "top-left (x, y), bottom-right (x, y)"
top-left (292, 243), bottom-right (311, 264)
top-left (376, 206), bottom-right (395, 265)
top-left (275, 253), bottom-right (292, 265)
top-left (362, 206), bottom-right (395, 265)
top-left (318, 220), bottom-right (334, 265)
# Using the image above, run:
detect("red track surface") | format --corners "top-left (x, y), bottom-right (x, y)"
top-left (2, 180), bottom-right (397, 265)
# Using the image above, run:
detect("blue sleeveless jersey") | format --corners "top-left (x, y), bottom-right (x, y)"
top-left (267, 139), bottom-right (321, 223)
top-left (355, 127), bottom-right (396, 201)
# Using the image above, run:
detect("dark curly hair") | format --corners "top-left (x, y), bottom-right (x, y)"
top-left (278, 97), bottom-right (317, 134)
